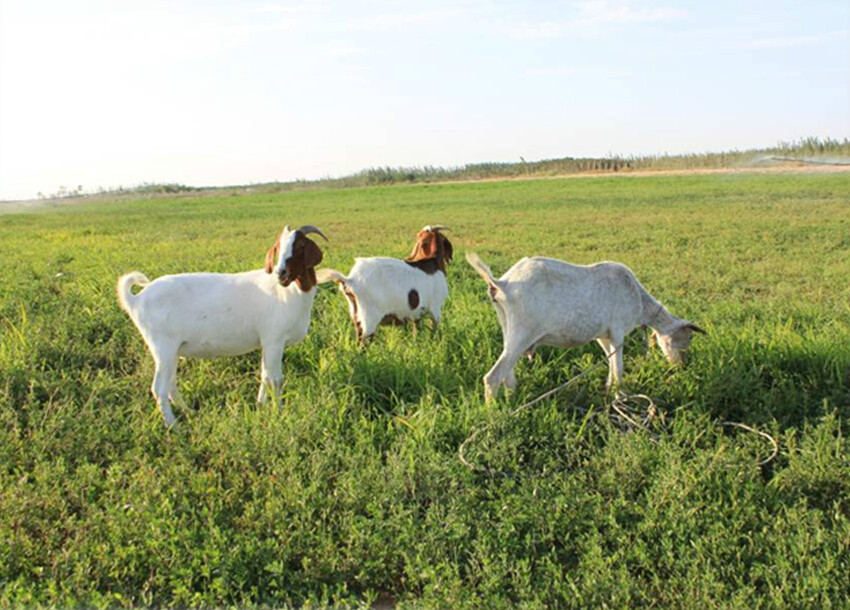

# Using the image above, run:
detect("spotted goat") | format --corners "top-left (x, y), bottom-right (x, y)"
top-left (323, 226), bottom-right (453, 344)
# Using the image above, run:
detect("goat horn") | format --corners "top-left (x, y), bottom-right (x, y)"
top-left (297, 225), bottom-right (329, 241)
top-left (424, 225), bottom-right (451, 232)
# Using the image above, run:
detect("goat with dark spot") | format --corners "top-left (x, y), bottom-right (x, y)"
top-left (322, 225), bottom-right (453, 344)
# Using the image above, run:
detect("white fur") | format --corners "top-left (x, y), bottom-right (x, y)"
top-left (276, 229), bottom-right (298, 272)
top-left (117, 227), bottom-right (319, 426)
top-left (467, 253), bottom-right (703, 401)
top-left (323, 257), bottom-right (448, 342)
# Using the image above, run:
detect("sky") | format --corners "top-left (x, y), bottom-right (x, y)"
top-left (0, 0), bottom-right (848, 201)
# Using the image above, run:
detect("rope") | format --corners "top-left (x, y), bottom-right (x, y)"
top-left (459, 345), bottom-right (620, 476)
top-left (721, 421), bottom-right (780, 467)
top-left (457, 360), bottom-right (604, 474)
top-left (458, 338), bottom-right (780, 475)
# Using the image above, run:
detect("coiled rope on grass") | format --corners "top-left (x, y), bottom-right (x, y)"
top-left (458, 342), bottom-right (779, 476)
top-left (721, 421), bottom-right (780, 467)
top-left (458, 359), bottom-right (605, 476)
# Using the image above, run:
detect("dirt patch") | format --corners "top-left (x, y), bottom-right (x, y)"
top-left (0, 197), bottom-right (91, 214)
top-left (436, 161), bottom-right (850, 186)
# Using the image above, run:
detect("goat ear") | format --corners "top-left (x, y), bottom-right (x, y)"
top-left (265, 234), bottom-right (281, 274)
top-left (441, 235), bottom-right (454, 263)
top-left (682, 322), bottom-right (707, 335)
top-left (424, 233), bottom-right (437, 257)
top-left (303, 238), bottom-right (323, 269)
top-left (406, 234), bottom-right (421, 261)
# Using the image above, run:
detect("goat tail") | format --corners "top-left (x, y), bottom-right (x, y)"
top-left (116, 271), bottom-right (150, 314)
top-left (465, 252), bottom-right (495, 282)
top-left (465, 252), bottom-right (505, 298)
top-left (315, 268), bottom-right (348, 286)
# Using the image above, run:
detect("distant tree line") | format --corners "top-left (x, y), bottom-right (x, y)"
top-left (70, 137), bottom-right (850, 199)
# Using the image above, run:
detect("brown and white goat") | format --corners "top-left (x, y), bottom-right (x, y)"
top-left (117, 225), bottom-right (332, 426)
top-left (322, 226), bottom-right (453, 344)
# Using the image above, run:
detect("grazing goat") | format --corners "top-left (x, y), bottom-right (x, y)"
top-left (466, 253), bottom-right (705, 401)
top-left (322, 226), bottom-right (453, 344)
top-left (117, 225), bottom-right (330, 426)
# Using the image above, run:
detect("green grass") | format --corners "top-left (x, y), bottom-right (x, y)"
top-left (1, 172), bottom-right (850, 609)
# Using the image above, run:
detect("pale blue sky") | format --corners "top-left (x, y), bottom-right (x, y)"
top-left (1, 0), bottom-right (848, 200)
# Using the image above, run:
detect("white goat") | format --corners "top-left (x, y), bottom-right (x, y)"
top-left (117, 225), bottom-right (331, 426)
top-left (322, 226), bottom-right (453, 344)
top-left (466, 253), bottom-right (705, 401)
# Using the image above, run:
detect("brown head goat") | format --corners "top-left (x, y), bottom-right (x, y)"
top-left (322, 225), bottom-right (453, 344)
top-left (117, 225), bottom-right (332, 426)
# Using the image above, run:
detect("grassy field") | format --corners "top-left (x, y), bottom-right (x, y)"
top-left (1, 172), bottom-right (849, 609)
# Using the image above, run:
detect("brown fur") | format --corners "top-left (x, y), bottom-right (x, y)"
top-left (405, 229), bottom-right (453, 274)
top-left (288, 233), bottom-right (323, 291)
top-left (264, 234), bottom-right (281, 274)
top-left (342, 286), bottom-right (363, 341)
top-left (265, 230), bottom-right (324, 292)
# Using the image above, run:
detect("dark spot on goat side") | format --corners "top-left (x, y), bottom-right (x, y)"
top-left (408, 289), bottom-right (420, 310)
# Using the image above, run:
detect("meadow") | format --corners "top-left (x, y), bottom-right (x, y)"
top-left (1, 171), bottom-right (849, 609)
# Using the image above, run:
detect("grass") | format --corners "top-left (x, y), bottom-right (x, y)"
top-left (1, 171), bottom-right (850, 608)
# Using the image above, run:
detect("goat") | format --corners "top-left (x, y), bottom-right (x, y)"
top-left (322, 226), bottom-right (453, 344)
top-left (117, 225), bottom-right (331, 426)
top-left (466, 253), bottom-right (706, 401)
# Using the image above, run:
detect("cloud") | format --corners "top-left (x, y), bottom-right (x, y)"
top-left (737, 30), bottom-right (849, 50)
top-left (574, 0), bottom-right (686, 24)
top-left (235, 3), bottom-right (474, 39)
top-left (324, 45), bottom-right (367, 57)
top-left (524, 67), bottom-right (578, 77)
top-left (248, 2), bottom-right (332, 16)
top-left (247, 2), bottom-right (470, 33)
top-left (523, 65), bottom-right (628, 78)
top-left (507, 0), bottom-right (687, 39)
top-left (344, 8), bottom-right (467, 32)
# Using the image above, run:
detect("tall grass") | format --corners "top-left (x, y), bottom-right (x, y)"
top-left (241, 137), bottom-right (850, 193)
top-left (1, 172), bottom-right (849, 608)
